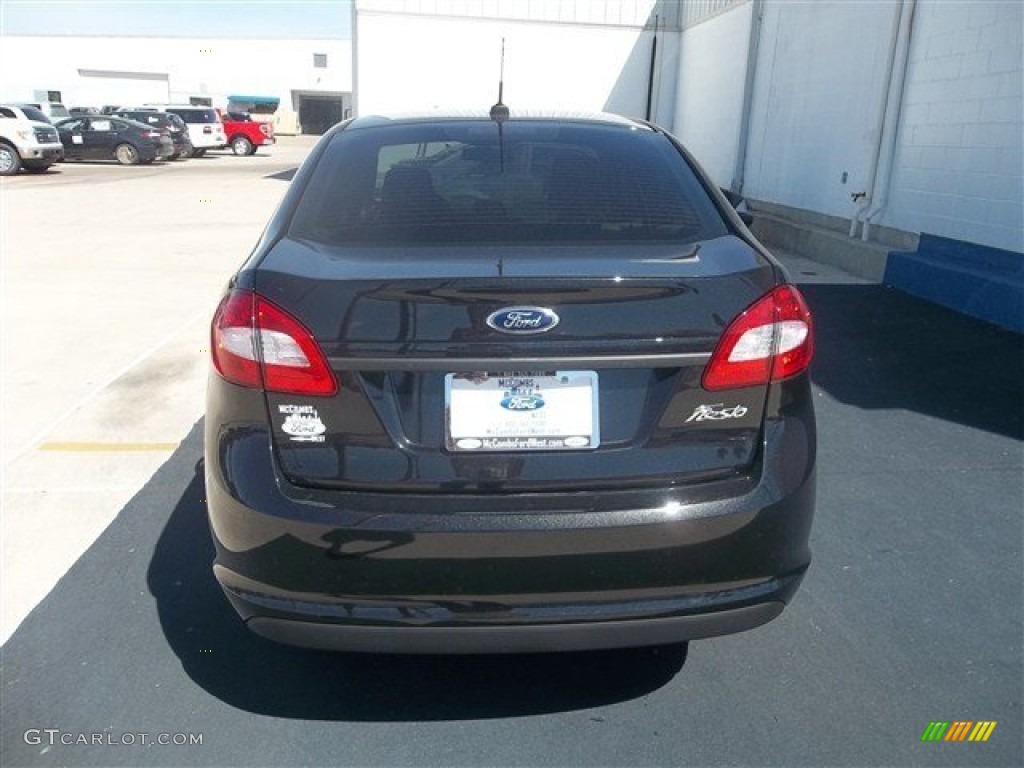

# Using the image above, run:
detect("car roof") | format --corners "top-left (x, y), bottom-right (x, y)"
top-left (147, 104), bottom-right (215, 110)
top-left (56, 115), bottom-right (152, 129)
top-left (117, 109), bottom-right (171, 117)
top-left (346, 110), bottom-right (655, 132)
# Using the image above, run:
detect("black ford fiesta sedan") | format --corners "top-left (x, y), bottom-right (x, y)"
top-left (205, 112), bottom-right (816, 653)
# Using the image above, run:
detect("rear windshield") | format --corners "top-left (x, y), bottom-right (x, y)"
top-left (289, 120), bottom-right (728, 246)
top-left (170, 108), bottom-right (219, 123)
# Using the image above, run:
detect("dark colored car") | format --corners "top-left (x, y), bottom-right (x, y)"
top-left (113, 110), bottom-right (193, 159)
top-left (205, 112), bottom-right (816, 654)
top-left (54, 116), bottom-right (174, 165)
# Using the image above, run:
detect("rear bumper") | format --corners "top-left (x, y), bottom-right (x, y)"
top-left (205, 377), bottom-right (816, 653)
top-left (244, 601), bottom-right (786, 654)
top-left (191, 133), bottom-right (225, 149)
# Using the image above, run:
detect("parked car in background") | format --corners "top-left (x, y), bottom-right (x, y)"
top-left (0, 106), bottom-right (63, 175)
top-left (15, 102), bottom-right (71, 122)
top-left (54, 115), bottom-right (173, 165)
top-left (205, 111), bottom-right (817, 654)
top-left (113, 109), bottom-right (193, 160)
top-left (69, 107), bottom-right (100, 117)
top-left (218, 110), bottom-right (275, 156)
top-left (142, 105), bottom-right (225, 157)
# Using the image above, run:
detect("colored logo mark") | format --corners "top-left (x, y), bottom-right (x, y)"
top-left (921, 721), bottom-right (997, 742)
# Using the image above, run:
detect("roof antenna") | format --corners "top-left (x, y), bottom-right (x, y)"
top-left (490, 37), bottom-right (509, 174)
top-left (489, 37), bottom-right (510, 124)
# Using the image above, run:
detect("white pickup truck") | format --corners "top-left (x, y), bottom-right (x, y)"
top-left (0, 105), bottom-right (64, 175)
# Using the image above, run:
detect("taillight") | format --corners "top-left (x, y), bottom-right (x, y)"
top-left (211, 290), bottom-right (337, 396)
top-left (702, 285), bottom-right (814, 390)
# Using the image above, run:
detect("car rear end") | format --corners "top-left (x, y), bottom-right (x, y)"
top-left (205, 115), bottom-right (816, 653)
top-left (166, 113), bottom-right (193, 159)
top-left (122, 117), bottom-right (174, 161)
top-left (256, 119), bottom-right (274, 147)
top-left (222, 112), bottom-right (275, 155)
top-left (167, 107), bottom-right (226, 155)
top-left (120, 111), bottom-right (191, 159)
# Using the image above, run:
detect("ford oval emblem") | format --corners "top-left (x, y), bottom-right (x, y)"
top-left (500, 394), bottom-right (545, 411)
top-left (486, 307), bottom-right (560, 335)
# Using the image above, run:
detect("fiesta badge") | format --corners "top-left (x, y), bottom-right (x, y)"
top-left (486, 307), bottom-right (560, 335)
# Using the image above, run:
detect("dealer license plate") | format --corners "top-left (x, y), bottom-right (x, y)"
top-left (445, 371), bottom-right (599, 452)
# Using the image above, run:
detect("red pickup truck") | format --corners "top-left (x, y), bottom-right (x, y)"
top-left (218, 110), bottom-right (274, 156)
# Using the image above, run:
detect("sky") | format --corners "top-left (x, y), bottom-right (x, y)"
top-left (1, 0), bottom-right (353, 39)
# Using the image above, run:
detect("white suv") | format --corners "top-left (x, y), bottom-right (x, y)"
top-left (0, 105), bottom-right (64, 175)
top-left (140, 105), bottom-right (226, 157)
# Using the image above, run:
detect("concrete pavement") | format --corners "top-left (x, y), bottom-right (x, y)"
top-left (0, 138), bottom-right (315, 642)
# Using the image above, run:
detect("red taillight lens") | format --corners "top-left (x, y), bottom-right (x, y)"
top-left (211, 290), bottom-right (260, 387)
top-left (702, 285), bottom-right (814, 391)
top-left (255, 296), bottom-right (337, 395)
top-left (211, 290), bottom-right (337, 396)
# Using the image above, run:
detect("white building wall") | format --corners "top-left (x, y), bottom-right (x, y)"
top-left (352, 0), bottom-right (679, 125)
top-left (882, 1), bottom-right (1023, 252)
top-left (741, 0), bottom-right (900, 219)
top-left (0, 36), bottom-right (351, 113)
top-left (671, 2), bottom-right (753, 186)
top-left (672, 0), bottom-right (1023, 253)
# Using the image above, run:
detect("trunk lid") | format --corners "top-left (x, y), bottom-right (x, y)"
top-left (255, 234), bottom-right (777, 493)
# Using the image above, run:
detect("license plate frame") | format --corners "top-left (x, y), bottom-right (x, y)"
top-left (445, 370), bottom-right (600, 452)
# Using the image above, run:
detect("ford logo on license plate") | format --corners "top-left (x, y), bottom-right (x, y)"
top-left (486, 307), bottom-right (560, 335)
top-left (501, 394), bottom-right (545, 411)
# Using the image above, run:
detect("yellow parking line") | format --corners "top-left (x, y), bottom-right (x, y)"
top-left (38, 441), bottom-right (180, 453)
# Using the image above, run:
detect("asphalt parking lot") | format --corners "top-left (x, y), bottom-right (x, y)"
top-left (1, 140), bottom-right (1021, 767)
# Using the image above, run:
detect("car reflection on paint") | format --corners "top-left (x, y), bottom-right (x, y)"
top-left (204, 110), bottom-right (817, 654)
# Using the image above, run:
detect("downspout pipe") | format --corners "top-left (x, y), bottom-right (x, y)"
top-left (645, 15), bottom-right (659, 122)
top-left (350, 0), bottom-right (360, 117)
top-left (850, 0), bottom-right (906, 239)
top-left (732, 0), bottom-right (764, 195)
top-left (863, 0), bottom-right (917, 242)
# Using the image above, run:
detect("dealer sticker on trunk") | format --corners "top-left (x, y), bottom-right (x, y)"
top-left (278, 404), bottom-right (326, 442)
top-left (445, 371), bottom-right (599, 452)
